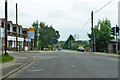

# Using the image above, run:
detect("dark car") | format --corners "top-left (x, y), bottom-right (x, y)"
top-left (77, 47), bottom-right (85, 52)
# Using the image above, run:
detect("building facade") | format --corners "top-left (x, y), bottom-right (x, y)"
top-left (0, 18), bottom-right (30, 53)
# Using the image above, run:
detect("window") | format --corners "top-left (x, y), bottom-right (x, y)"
top-left (0, 21), bottom-right (1, 27)
top-left (8, 24), bottom-right (10, 30)
top-left (13, 27), bottom-right (16, 32)
top-left (2, 22), bottom-right (4, 28)
top-left (22, 31), bottom-right (26, 34)
top-left (19, 28), bottom-right (20, 33)
top-left (9, 40), bottom-right (12, 47)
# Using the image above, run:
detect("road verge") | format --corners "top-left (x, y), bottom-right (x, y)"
top-left (88, 52), bottom-right (120, 58)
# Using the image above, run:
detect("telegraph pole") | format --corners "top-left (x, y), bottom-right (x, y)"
top-left (16, 3), bottom-right (18, 51)
top-left (5, 0), bottom-right (8, 55)
top-left (91, 11), bottom-right (94, 52)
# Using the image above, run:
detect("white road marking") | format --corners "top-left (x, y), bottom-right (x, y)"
top-left (71, 65), bottom-right (77, 68)
top-left (27, 69), bottom-right (44, 72)
top-left (111, 59), bottom-right (118, 61)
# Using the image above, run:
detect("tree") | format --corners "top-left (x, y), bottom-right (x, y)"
top-left (58, 41), bottom-right (66, 49)
top-left (65, 34), bottom-right (75, 49)
top-left (88, 18), bottom-right (114, 52)
top-left (32, 21), bottom-right (60, 50)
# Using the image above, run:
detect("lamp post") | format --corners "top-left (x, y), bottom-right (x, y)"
top-left (116, 25), bottom-right (119, 54)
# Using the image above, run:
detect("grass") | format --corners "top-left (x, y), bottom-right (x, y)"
top-left (0, 54), bottom-right (14, 63)
top-left (86, 51), bottom-right (92, 53)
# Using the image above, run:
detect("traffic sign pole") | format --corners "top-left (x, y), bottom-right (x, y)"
top-left (116, 25), bottom-right (118, 54)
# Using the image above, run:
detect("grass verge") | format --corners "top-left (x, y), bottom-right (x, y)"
top-left (0, 54), bottom-right (14, 63)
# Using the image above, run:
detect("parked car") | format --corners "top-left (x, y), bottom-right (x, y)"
top-left (58, 48), bottom-right (62, 50)
top-left (77, 47), bottom-right (85, 52)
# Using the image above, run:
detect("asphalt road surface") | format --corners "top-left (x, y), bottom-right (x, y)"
top-left (8, 50), bottom-right (118, 78)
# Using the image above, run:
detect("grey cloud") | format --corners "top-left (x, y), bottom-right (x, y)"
top-left (0, 0), bottom-right (119, 40)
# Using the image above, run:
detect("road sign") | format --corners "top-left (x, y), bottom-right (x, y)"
top-left (28, 27), bottom-right (35, 39)
top-left (28, 31), bottom-right (34, 39)
top-left (29, 27), bottom-right (35, 31)
top-left (0, 28), bottom-right (5, 38)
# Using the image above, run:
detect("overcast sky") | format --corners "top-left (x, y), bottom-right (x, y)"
top-left (0, 0), bottom-right (119, 41)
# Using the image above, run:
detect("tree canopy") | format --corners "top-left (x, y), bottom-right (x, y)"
top-left (88, 18), bottom-right (114, 52)
top-left (64, 34), bottom-right (75, 49)
top-left (32, 21), bottom-right (60, 50)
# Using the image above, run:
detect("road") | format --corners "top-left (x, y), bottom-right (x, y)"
top-left (8, 50), bottom-right (118, 78)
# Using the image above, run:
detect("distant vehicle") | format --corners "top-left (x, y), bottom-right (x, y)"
top-left (58, 48), bottom-right (62, 50)
top-left (77, 47), bottom-right (85, 52)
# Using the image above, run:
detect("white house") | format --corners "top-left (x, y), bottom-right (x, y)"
top-left (0, 18), bottom-right (30, 52)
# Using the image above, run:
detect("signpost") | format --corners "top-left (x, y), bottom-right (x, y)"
top-left (0, 28), bottom-right (5, 55)
top-left (28, 27), bottom-right (35, 39)
top-left (115, 25), bottom-right (119, 54)
top-left (28, 27), bottom-right (35, 50)
top-left (1, 28), bottom-right (5, 38)
top-left (28, 31), bottom-right (34, 39)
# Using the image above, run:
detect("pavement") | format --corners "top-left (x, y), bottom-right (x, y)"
top-left (0, 55), bottom-right (35, 79)
top-left (63, 50), bottom-right (120, 58)
top-left (0, 50), bottom-right (119, 79)
top-left (8, 50), bottom-right (120, 58)
top-left (88, 52), bottom-right (120, 58)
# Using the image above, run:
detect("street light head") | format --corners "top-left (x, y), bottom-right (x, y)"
top-left (5, 0), bottom-right (7, 2)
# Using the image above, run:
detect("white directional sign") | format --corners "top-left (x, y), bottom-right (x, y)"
top-left (28, 31), bottom-right (34, 39)
top-left (0, 28), bottom-right (5, 38)
top-left (28, 27), bottom-right (35, 39)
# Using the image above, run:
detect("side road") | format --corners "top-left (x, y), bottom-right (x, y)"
top-left (0, 56), bottom-right (35, 79)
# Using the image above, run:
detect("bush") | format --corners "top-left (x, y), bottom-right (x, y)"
top-left (118, 51), bottom-right (120, 55)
